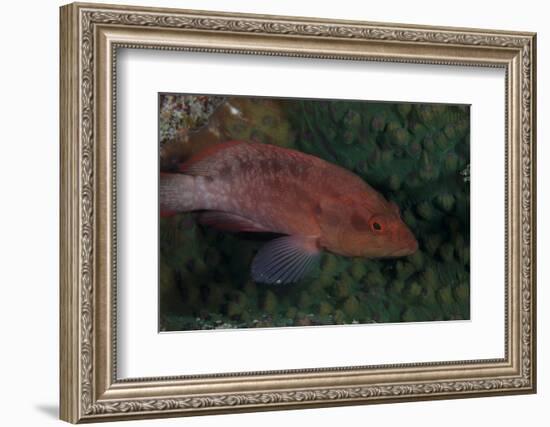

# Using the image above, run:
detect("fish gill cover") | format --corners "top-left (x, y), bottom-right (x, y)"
top-left (158, 94), bottom-right (470, 331)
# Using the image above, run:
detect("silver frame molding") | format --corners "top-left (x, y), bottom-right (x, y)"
top-left (60, 2), bottom-right (536, 423)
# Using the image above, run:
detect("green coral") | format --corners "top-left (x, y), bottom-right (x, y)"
top-left (319, 301), bottom-right (333, 317)
top-left (408, 281), bottom-right (423, 298)
top-left (263, 291), bottom-right (278, 315)
top-left (408, 251), bottom-right (424, 271)
top-left (436, 193), bottom-right (455, 212)
top-left (343, 296), bottom-right (360, 317)
top-left (349, 259), bottom-right (367, 281)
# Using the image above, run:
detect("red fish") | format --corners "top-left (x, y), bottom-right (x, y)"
top-left (160, 141), bottom-right (418, 284)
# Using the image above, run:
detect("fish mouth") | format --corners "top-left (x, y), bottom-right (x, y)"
top-left (390, 237), bottom-right (419, 257)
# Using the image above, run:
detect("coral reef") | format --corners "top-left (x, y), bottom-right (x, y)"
top-left (158, 94), bottom-right (470, 331)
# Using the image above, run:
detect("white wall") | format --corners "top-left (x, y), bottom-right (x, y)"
top-left (0, 0), bottom-right (546, 426)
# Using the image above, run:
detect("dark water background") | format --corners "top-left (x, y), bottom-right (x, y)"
top-left (159, 94), bottom-right (470, 331)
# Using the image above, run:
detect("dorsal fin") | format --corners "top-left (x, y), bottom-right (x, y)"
top-left (178, 140), bottom-right (246, 176)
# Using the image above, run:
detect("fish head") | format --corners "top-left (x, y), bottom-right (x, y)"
top-left (354, 205), bottom-right (419, 258)
top-left (319, 196), bottom-right (418, 258)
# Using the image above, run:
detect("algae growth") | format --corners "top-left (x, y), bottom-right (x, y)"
top-left (159, 94), bottom-right (470, 331)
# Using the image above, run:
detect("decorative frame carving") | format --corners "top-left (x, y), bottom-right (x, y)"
top-left (60, 2), bottom-right (536, 423)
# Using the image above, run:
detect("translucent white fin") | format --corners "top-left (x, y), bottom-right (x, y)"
top-left (251, 235), bottom-right (320, 285)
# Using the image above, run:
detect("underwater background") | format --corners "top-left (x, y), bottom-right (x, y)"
top-left (159, 94), bottom-right (470, 331)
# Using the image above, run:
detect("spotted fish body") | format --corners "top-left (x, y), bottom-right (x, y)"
top-left (160, 141), bottom-right (418, 284)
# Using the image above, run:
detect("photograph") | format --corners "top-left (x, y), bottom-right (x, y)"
top-left (158, 94), bottom-right (471, 331)
top-left (57, 2), bottom-right (536, 422)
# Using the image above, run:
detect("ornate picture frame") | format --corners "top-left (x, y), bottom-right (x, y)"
top-left (60, 2), bottom-right (536, 423)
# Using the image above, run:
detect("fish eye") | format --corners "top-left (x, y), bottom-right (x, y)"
top-left (368, 217), bottom-right (385, 233)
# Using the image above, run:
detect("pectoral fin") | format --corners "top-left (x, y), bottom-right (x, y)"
top-left (251, 235), bottom-right (321, 285)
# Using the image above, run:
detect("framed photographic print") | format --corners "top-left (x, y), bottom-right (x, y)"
top-left (59, 2), bottom-right (537, 423)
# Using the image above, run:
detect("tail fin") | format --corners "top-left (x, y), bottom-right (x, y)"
top-left (160, 173), bottom-right (196, 215)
